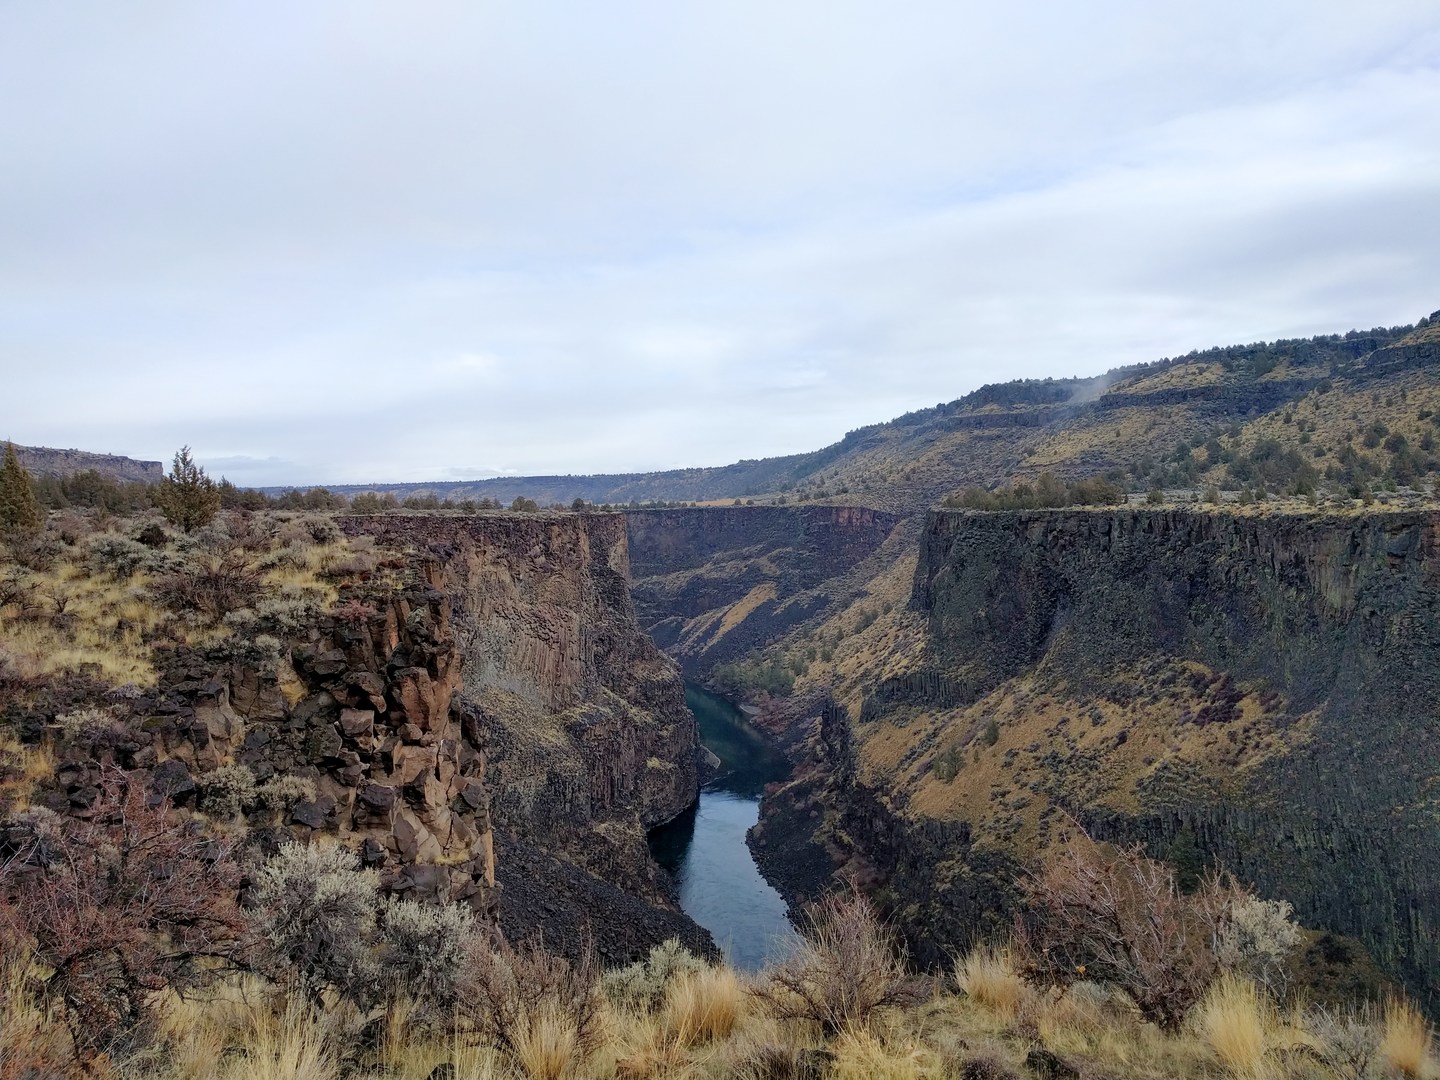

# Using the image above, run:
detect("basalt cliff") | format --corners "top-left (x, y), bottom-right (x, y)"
top-left (626, 506), bottom-right (904, 679)
top-left (5, 511), bottom-right (709, 966)
top-left (750, 508), bottom-right (1440, 1008)
top-left (339, 513), bottom-right (707, 961)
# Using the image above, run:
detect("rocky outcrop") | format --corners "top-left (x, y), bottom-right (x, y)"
top-left (626, 506), bottom-right (903, 678)
top-left (37, 563), bottom-right (500, 920)
top-left (13, 444), bottom-right (164, 483)
top-left (339, 513), bottom-right (710, 962)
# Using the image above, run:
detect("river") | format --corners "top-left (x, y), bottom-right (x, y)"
top-left (647, 683), bottom-right (803, 971)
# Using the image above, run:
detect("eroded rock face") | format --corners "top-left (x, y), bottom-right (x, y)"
top-left (769, 508), bottom-right (1440, 1009)
top-left (626, 506), bottom-right (902, 678)
top-left (39, 563), bottom-right (500, 920)
top-left (30, 512), bottom-right (711, 962)
top-left (338, 513), bottom-right (711, 963)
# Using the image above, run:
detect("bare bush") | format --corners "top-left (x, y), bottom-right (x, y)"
top-left (1014, 825), bottom-right (1238, 1032)
top-left (247, 842), bottom-right (380, 1006)
top-left (150, 549), bottom-right (263, 620)
top-left (456, 935), bottom-right (602, 1074)
top-left (757, 890), bottom-right (918, 1036)
top-left (0, 768), bottom-right (243, 1058)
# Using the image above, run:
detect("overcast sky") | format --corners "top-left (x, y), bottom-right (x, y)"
top-left (3, 2), bottom-right (1439, 485)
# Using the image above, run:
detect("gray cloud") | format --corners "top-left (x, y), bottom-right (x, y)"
top-left (2, 1), bottom-right (1438, 484)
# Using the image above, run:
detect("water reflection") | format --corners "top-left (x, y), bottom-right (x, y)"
top-left (649, 684), bottom-right (802, 971)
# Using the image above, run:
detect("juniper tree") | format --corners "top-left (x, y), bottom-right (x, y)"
top-left (154, 445), bottom-right (220, 532)
top-left (0, 441), bottom-right (41, 531)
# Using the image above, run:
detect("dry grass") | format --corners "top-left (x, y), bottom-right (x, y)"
top-left (1195, 974), bottom-right (1274, 1079)
top-left (511, 1004), bottom-right (580, 1080)
top-left (954, 947), bottom-right (1026, 1017)
top-left (3, 956), bottom-right (1434, 1080)
top-left (0, 950), bottom-right (73, 1075)
top-left (662, 967), bottom-right (745, 1046)
top-left (0, 514), bottom-right (386, 691)
top-left (0, 732), bottom-right (55, 809)
top-left (829, 1026), bottom-right (933, 1080)
top-left (1381, 996), bottom-right (1436, 1080)
top-left (210, 998), bottom-right (340, 1080)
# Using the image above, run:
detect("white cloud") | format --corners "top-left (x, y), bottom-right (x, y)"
top-left (0, 1), bottom-right (1437, 483)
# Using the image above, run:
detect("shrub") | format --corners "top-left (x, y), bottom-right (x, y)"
top-left (600, 937), bottom-right (707, 1012)
top-left (150, 550), bottom-right (262, 619)
top-left (1307, 1004), bottom-right (1382, 1080)
top-left (1215, 896), bottom-right (1302, 997)
top-left (247, 842), bottom-right (381, 1006)
top-left (0, 768), bottom-right (243, 1058)
top-left (225, 585), bottom-right (324, 637)
top-left (55, 705), bottom-right (120, 745)
top-left (254, 774), bottom-right (318, 814)
top-left (377, 896), bottom-right (478, 1022)
top-left (758, 891), bottom-right (917, 1036)
top-left (456, 936), bottom-right (602, 1076)
top-left (85, 533), bottom-right (168, 579)
top-left (1015, 825), bottom-right (1238, 1032)
top-left (197, 764), bottom-right (258, 820)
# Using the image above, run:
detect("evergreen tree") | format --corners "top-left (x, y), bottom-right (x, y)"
top-left (155, 446), bottom-right (220, 532)
top-left (0, 442), bottom-right (42, 531)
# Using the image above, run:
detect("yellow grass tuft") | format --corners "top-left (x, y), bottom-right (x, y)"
top-left (1381, 996), bottom-right (1436, 1080)
top-left (954, 946), bottom-right (1026, 1016)
top-left (830, 1026), bottom-right (931, 1080)
top-left (216, 998), bottom-right (340, 1080)
top-left (511, 1004), bottom-right (580, 1080)
top-left (662, 965), bottom-right (744, 1046)
top-left (0, 949), bottom-right (72, 1075)
top-left (1196, 974), bottom-right (1273, 1079)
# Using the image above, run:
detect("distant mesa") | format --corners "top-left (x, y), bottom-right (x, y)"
top-left (11, 443), bottom-right (164, 484)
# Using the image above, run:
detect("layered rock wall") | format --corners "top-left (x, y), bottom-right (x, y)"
top-left (900, 509), bottom-right (1440, 1004)
top-left (626, 506), bottom-right (902, 677)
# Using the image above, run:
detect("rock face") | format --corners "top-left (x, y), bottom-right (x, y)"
top-left (339, 513), bottom-right (710, 962)
top-left (768, 508), bottom-right (1440, 1008)
top-left (626, 506), bottom-right (903, 678)
top-left (12, 444), bottom-right (164, 483)
top-left (40, 564), bottom-right (501, 921)
top-left (25, 512), bottom-right (710, 963)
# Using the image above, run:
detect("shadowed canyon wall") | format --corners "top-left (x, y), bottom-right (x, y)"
top-left (625, 506), bottom-right (903, 678)
top-left (765, 508), bottom-right (1440, 1007)
top-left (336, 513), bottom-right (709, 961)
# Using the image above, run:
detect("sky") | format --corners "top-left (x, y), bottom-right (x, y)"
top-left (3, 2), bottom-right (1439, 486)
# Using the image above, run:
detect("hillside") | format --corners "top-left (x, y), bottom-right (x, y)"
top-left (747, 507), bottom-right (1440, 1013)
top-left (307, 313), bottom-right (1437, 511)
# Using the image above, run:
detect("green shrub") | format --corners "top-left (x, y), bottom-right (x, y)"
top-left (601, 938), bottom-right (707, 1012)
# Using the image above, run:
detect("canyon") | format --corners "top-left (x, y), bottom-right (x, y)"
top-left (735, 507), bottom-right (1440, 1010)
